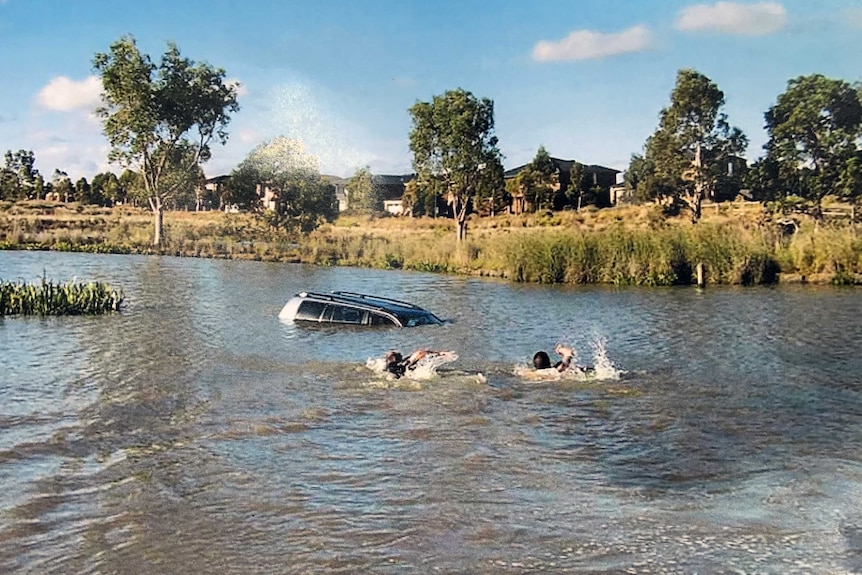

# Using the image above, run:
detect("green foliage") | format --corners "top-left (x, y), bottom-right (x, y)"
top-left (232, 136), bottom-right (336, 232)
top-left (502, 225), bottom-right (780, 286)
top-left (512, 146), bottom-right (559, 211)
top-left (0, 276), bottom-right (123, 316)
top-left (409, 88), bottom-right (504, 241)
top-left (0, 150), bottom-right (40, 201)
top-left (638, 69), bottom-right (748, 222)
top-left (93, 36), bottom-right (240, 245)
top-left (347, 166), bottom-right (379, 213)
top-left (764, 74), bottom-right (862, 215)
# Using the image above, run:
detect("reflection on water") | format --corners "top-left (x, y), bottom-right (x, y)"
top-left (1, 251), bottom-right (862, 573)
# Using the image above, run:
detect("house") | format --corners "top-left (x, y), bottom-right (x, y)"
top-left (323, 175), bottom-right (350, 211)
top-left (205, 175), bottom-right (231, 211)
top-left (256, 182), bottom-right (279, 211)
top-left (610, 183), bottom-right (636, 206)
top-left (504, 158), bottom-right (621, 212)
top-left (373, 174), bottom-right (414, 214)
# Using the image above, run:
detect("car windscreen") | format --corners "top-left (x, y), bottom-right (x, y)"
top-left (395, 311), bottom-right (441, 327)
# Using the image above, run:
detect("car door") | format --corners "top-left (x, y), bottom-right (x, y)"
top-left (325, 304), bottom-right (366, 325)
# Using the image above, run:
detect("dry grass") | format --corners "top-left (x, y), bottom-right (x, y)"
top-left (1, 199), bottom-right (859, 285)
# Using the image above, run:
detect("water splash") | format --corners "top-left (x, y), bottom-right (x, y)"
top-left (365, 351), bottom-right (459, 381)
top-left (513, 336), bottom-right (624, 382)
top-left (590, 336), bottom-right (624, 381)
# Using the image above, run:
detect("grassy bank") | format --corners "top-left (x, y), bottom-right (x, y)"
top-left (0, 200), bottom-right (301, 261)
top-left (2, 200), bottom-right (860, 285)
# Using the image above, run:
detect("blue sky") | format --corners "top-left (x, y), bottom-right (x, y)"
top-left (1, 1), bottom-right (860, 181)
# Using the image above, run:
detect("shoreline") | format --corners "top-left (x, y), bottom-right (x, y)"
top-left (1, 200), bottom-right (860, 287)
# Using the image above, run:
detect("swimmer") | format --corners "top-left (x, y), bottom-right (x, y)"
top-left (533, 343), bottom-right (576, 373)
top-left (379, 349), bottom-right (459, 379)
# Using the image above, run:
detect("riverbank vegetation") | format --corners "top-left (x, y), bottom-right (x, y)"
top-left (0, 275), bottom-right (123, 316)
top-left (2, 41), bottom-right (861, 287)
top-left (1, 199), bottom-right (859, 285)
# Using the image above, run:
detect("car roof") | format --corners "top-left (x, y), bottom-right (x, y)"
top-left (297, 291), bottom-right (439, 317)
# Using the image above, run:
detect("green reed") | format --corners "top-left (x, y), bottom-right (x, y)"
top-left (0, 276), bottom-right (124, 316)
top-left (500, 224), bottom-right (781, 286)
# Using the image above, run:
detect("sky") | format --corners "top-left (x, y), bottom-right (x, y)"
top-left (1, 0), bottom-right (861, 182)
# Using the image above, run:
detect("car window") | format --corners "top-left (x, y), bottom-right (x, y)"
top-left (369, 312), bottom-right (397, 326)
top-left (397, 313), bottom-right (436, 327)
top-left (327, 305), bottom-right (365, 324)
top-left (295, 300), bottom-right (326, 321)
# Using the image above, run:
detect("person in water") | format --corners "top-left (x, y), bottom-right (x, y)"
top-left (384, 349), bottom-right (439, 378)
top-left (533, 344), bottom-right (575, 372)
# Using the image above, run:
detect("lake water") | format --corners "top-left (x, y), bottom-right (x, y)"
top-left (1, 250), bottom-right (862, 574)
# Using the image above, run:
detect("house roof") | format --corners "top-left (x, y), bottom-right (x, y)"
top-left (372, 174), bottom-right (415, 185)
top-left (504, 157), bottom-right (620, 179)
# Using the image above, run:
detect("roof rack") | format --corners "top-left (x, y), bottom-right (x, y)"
top-left (296, 291), bottom-right (419, 313)
top-left (330, 291), bottom-right (423, 310)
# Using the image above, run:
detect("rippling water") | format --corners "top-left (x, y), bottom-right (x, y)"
top-left (2, 250), bottom-right (862, 573)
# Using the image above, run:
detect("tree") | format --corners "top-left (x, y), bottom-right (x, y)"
top-left (473, 154), bottom-right (507, 216)
top-left (409, 88), bottom-right (504, 241)
top-left (763, 74), bottom-right (862, 217)
top-left (52, 169), bottom-right (73, 202)
top-left (75, 177), bottom-right (96, 205)
top-left (347, 166), bottom-right (379, 213)
top-left (513, 146), bottom-right (558, 211)
top-left (230, 136), bottom-right (336, 232)
top-left (641, 69), bottom-right (748, 222)
top-left (744, 156), bottom-right (783, 203)
top-left (567, 161), bottom-right (596, 209)
top-left (1, 150), bottom-right (40, 201)
top-left (92, 172), bottom-right (122, 206)
top-left (838, 152), bottom-right (862, 231)
top-left (118, 169), bottom-right (144, 206)
top-left (93, 36), bottom-right (240, 246)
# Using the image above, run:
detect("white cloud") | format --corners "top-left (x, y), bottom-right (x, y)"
top-left (35, 76), bottom-right (103, 112)
top-left (532, 25), bottom-right (654, 62)
top-left (675, 2), bottom-right (787, 35)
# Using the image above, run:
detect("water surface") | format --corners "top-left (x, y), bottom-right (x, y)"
top-left (1, 250), bottom-right (861, 573)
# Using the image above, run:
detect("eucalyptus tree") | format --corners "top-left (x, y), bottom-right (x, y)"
top-left (52, 169), bottom-right (73, 202)
top-left (230, 136), bottom-right (336, 232)
top-left (763, 74), bottom-right (862, 216)
top-left (514, 146), bottom-right (557, 211)
top-left (473, 154), bottom-right (507, 216)
top-left (74, 177), bottom-right (94, 204)
top-left (91, 172), bottom-right (122, 206)
top-left (401, 178), bottom-right (438, 217)
top-left (93, 36), bottom-right (240, 245)
top-left (347, 166), bottom-right (379, 213)
top-left (118, 169), bottom-right (144, 206)
top-left (641, 69), bottom-right (747, 222)
top-left (409, 88), bottom-right (504, 241)
top-left (1, 150), bottom-right (40, 200)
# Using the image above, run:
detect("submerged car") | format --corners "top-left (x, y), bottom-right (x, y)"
top-left (278, 291), bottom-right (443, 327)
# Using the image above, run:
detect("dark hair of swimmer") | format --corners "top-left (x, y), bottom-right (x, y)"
top-left (533, 351), bottom-right (551, 370)
top-left (385, 351), bottom-right (406, 378)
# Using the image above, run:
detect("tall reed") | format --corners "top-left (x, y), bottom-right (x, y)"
top-left (0, 276), bottom-right (124, 316)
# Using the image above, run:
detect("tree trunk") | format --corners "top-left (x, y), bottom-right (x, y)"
top-left (690, 192), bottom-right (702, 224)
top-left (457, 217), bottom-right (467, 242)
top-left (691, 142), bottom-right (704, 223)
top-left (455, 196), bottom-right (468, 242)
top-left (150, 196), bottom-right (164, 247)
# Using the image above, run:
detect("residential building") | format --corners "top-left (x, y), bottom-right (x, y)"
top-left (504, 158), bottom-right (621, 212)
